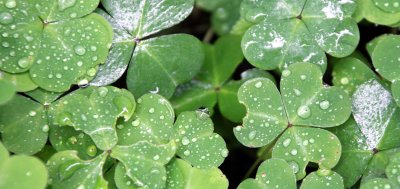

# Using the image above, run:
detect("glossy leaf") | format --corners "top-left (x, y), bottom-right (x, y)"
top-left (300, 171), bottom-right (344, 189)
top-left (360, 178), bottom-right (394, 189)
top-left (0, 71), bottom-right (38, 92)
top-left (127, 34), bottom-right (204, 98)
top-left (211, 0), bottom-right (242, 35)
top-left (50, 86), bottom-right (136, 150)
top-left (362, 0), bottom-right (400, 26)
top-left (36, 0), bottom-right (100, 22)
top-left (25, 88), bottom-right (64, 105)
top-left (0, 78), bottom-right (15, 105)
top-left (166, 158), bottom-right (228, 189)
top-left (0, 95), bottom-right (48, 154)
top-left (47, 151), bottom-right (108, 189)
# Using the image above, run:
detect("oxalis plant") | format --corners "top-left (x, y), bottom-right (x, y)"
top-left (2, 0), bottom-right (400, 188)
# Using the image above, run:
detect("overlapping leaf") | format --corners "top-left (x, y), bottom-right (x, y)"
top-left (240, 0), bottom-right (359, 71)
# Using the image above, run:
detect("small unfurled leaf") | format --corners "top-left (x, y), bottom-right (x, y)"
top-left (47, 151), bottom-right (108, 189)
top-left (50, 86), bottom-right (136, 150)
top-left (0, 142), bottom-right (48, 189)
top-left (237, 159), bottom-right (296, 189)
top-left (166, 158), bottom-right (229, 189)
top-left (0, 95), bottom-right (48, 154)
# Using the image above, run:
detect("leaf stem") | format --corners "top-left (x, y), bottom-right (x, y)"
top-left (203, 27), bottom-right (214, 43)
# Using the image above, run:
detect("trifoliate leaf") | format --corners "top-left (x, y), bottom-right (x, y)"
top-left (166, 158), bottom-right (229, 189)
top-left (47, 150), bottom-right (108, 189)
top-left (0, 95), bottom-right (48, 154)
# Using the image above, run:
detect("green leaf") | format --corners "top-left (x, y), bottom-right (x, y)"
top-left (373, 0), bottom-right (400, 13)
top-left (237, 158), bottom-right (296, 189)
top-left (386, 152), bottom-right (400, 187)
top-left (0, 71), bottom-right (38, 92)
top-left (173, 111), bottom-right (228, 169)
top-left (110, 141), bottom-right (176, 189)
top-left (49, 125), bottom-right (100, 160)
top-left (25, 88), bottom-right (64, 105)
top-left (197, 35), bottom-right (243, 86)
top-left (47, 150), bottom-right (108, 189)
top-left (196, 0), bottom-right (226, 11)
top-left (127, 34), bottom-right (204, 98)
top-left (240, 0), bottom-right (359, 71)
top-left (36, 0), bottom-right (100, 22)
top-left (30, 13), bottom-right (113, 92)
top-left (211, 0), bottom-right (242, 35)
top-left (332, 56), bottom-right (378, 95)
top-left (166, 158), bottom-right (229, 189)
top-left (101, 0), bottom-right (194, 38)
top-left (0, 142), bottom-right (48, 189)
top-left (300, 170), bottom-right (344, 189)
top-left (0, 95), bottom-right (48, 154)
top-left (50, 86), bottom-right (136, 150)
top-left (272, 127), bottom-right (342, 179)
top-left (0, 78), bottom-right (15, 105)
top-left (360, 178), bottom-right (394, 189)
top-left (117, 93), bottom-right (175, 145)
top-left (363, 0), bottom-right (400, 26)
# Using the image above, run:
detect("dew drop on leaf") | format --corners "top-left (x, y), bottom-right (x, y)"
top-left (18, 57), bottom-right (31, 68)
top-left (184, 150), bottom-right (190, 156)
top-left (74, 45), bottom-right (86, 56)
top-left (248, 131), bottom-right (257, 140)
top-left (86, 68), bottom-right (96, 77)
top-left (297, 105), bottom-right (311, 118)
top-left (148, 108), bottom-right (155, 113)
top-left (300, 75), bottom-right (307, 80)
top-left (220, 149), bottom-right (229, 158)
top-left (29, 110), bottom-right (36, 116)
top-left (131, 119), bottom-right (140, 127)
top-left (59, 161), bottom-right (84, 181)
top-left (282, 70), bottom-right (291, 77)
top-left (293, 89), bottom-right (302, 96)
top-left (86, 145), bottom-right (97, 157)
top-left (290, 149), bottom-right (298, 155)
top-left (42, 125), bottom-right (49, 132)
top-left (340, 77), bottom-right (349, 85)
top-left (5, 0), bottom-right (16, 9)
top-left (319, 100), bottom-right (330, 110)
top-left (153, 155), bottom-right (160, 160)
top-left (283, 138), bottom-right (291, 147)
top-left (68, 136), bottom-right (77, 144)
top-left (181, 137), bottom-right (190, 145)
top-left (255, 81), bottom-right (262, 88)
top-left (58, 0), bottom-right (76, 11)
top-left (0, 12), bottom-right (13, 25)
top-left (2, 42), bottom-right (9, 47)
top-left (288, 161), bottom-right (299, 173)
top-left (98, 87), bottom-right (108, 97)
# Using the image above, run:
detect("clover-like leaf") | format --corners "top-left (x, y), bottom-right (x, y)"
top-left (300, 170), bottom-right (344, 189)
top-left (331, 80), bottom-right (400, 187)
top-left (111, 141), bottom-right (176, 189)
top-left (127, 34), bottom-right (204, 98)
top-left (0, 94), bottom-right (48, 154)
top-left (361, 178), bottom-right (395, 189)
top-left (25, 88), bottom-right (64, 106)
top-left (235, 63), bottom-right (350, 179)
top-left (36, 0), bottom-right (100, 22)
top-left (49, 86), bottom-right (136, 150)
top-left (0, 142), bottom-right (48, 189)
top-left (0, 78), bottom-right (15, 105)
top-left (210, 0), bottom-right (242, 35)
top-left (0, 70), bottom-right (38, 92)
top-left (360, 0), bottom-right (400, 26)
top-left (237, 158), bottom-right (296, 189)
top-left (166, 158), bottom-right (229, 189)
top-left (47, 150), bottom-right (108, 189)
top-left (241, 0), bottom-right (359, 71)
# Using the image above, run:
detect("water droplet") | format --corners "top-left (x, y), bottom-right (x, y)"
top-left (131, 119), bottom-right (140, 127)
top-left (0, 12), bottom-right (13, 25)
top-left (319, 100), bottom-right (330, 110)
top-left (2, 42), bottom-right (9, 47)
top-left (149, 108), bottom-right (155, 113)
top-left (300, 75), bottom-right (307, 80)
top-left (117, 124), bottom-right (124, 129)
top-left (153, 155), bottom-right (160, 160)
top-left (317, 169), bottom-right (332, 176)
top-left (48, 74), bottom-right (53, 79)
top-left (91, 56), bottom-right (98, 62)
top-left (297, 105), bottom-right (311, 118)
top-left (282, 70), bottom-right (291, 77)
top-left (340, 77), bottom-right (349, 85)
top-left (248, 131), bottom-right (257, 140)
top-left (293, 89), bottom-right (301, 96)
top-left (235, 126), bottom-right (242, 131)
top-left (290, 149), bottom-right (298, 155)
top-left (86, 68), bottom-right (96, 76)
top-left (56, 73), bottom-right (62, 79)
top-left (18, 57), bottom-right (31, 68)
top-left (288, 161), bottom-right (299, 173)
top-left (126, 181), bottom-right (131, 186)
top-left (59, 160), bottom-right (84, 180)
top-left (215, 7), bottom-right (228, 19)
top-left (77, 79), bottom-right (89, 87)
top-left (221, 149), bottom-right (229, 157)
top-left (98, 87), bottom-right (108, 97)
top-left (283, 138), bottom-right (291, 147)
top-left (64, 27), bottom-right (71, 36)
top-left (58, 0), bottom-right (76, 11)
top-left (58, 112), bottom-right (73, 125)
top-left (182, 137), bottom-right (190, 145)
top-left (69, 12), bottom-right (77, 18)
top-left (74, 45), bottom-right (86, 55)
top-left (42, 125), bottom-right (49, 132)
top-left (90, 46), bottom-right (97, 51)
top-left (68, 136), bottom-right (77, 144)
top-left (5, 0), bottom-right (17, 9)
top-left (29, 111), bottom-right (36, 116)
top-left (86, 145), bottom-right (97, 157)
top-left (309, 138), bottom-right (315, 143)
top-left (76, 61), bottom-right (83, 67)
top-left (255, 81), bottom-right (262, 88)
top-left (183, 150), bottom-right (190, 156)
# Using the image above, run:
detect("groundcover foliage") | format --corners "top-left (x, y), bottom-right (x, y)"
top-left (1, 0), bottom-right (400, 188)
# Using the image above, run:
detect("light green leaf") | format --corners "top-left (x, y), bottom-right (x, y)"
top-left (101, 0), bottom-right (194, 38)
top-left (211, 0), bottom-right (242, 35)
top-left (173, 111), bottom-right (228, 169)
top-left (36, 0), bottom-right (100, 22)
top-left (127, 34), bottom-right (204, 98)
top-left (0, 142), bottom-right (48, 189)
top-left (363, 0), bottom-right (400, 26)
top-left (49, 125), bottom-right (100, 160)
top-left (110, 141), bottom-right (176, 189)
top-left (0, 95), bottom-right (48, 154)
top-left (166, 158), bottom-right (229, 189)
top-left (30, 13), bottom-right (113, 92)
top-left (47, 150), bottom-right (108, 189)
top-left (0, 79), bottom-right (15, 105)
top-left (373, 0), bottom-right (400, 13)
top-left (0, 71), bottom-right (38, 92)
top-left (237, 158), bottom-right (296, 189)
top-left (371, 35), bottom-right (400, 82)
top-left (50, 86), bottom-right (136, 150)
top-left (272, 127), bottom-right (342, 179)
top-left (360, 178), bottom-right (394, 189)
top-left (300, 170), bottom-right (344, 189)
top-left (282, 63), bottom-right (352, 127)
top-left (386, 152), bottom-right (400, 187)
